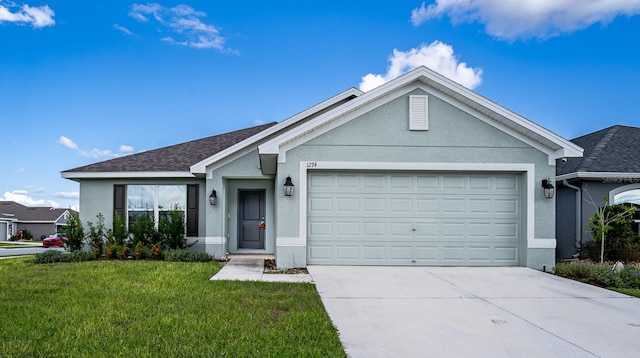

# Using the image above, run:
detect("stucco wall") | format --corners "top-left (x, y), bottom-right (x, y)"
top-left (206, 150), bottom-right (275, 255)
top-left (276, 88), bottom-right (557, 268)
top-left (78, 178), bottom-right (206, 242)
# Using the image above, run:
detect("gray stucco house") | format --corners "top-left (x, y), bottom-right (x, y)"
top-left (0, 201), bottom-right (75, 240)
top-left (556, 125), bottom-right (640, 259)
top-left (62, 66), bottom-right (582, 269)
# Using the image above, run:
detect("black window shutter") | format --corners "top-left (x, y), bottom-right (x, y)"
top-left (186, 184), bottom-right (199, 237)
top-left (113, 184), bottom-right (125, 224)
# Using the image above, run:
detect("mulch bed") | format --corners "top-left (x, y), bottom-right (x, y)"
top-left (264, 259), bottom-right (309, 274)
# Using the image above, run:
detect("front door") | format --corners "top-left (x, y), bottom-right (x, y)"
top-left (238, 189), bottom-right (266, 250)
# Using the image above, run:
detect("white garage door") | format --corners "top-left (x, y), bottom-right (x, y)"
top-left (307, 171), bottom-right (522, 266)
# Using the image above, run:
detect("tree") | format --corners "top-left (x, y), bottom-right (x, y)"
top-left (586, 192), bottom-right (635, 263)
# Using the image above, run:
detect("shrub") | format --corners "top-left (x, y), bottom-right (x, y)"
top-left (619, 266), bottom-right (640, 289)
top-left (129, 211), bottom-right (159, 247)
top-left (107, 212), bottom-right (128, 246)
top-left (554, 262), bottom-right (623, 288)
top-left (105, 244), bottom-right (122, 260)
top-left (33, 250), bottom-right (97, 264)
top-left (86, 213), bottom-right (107, 255)
top-left (148, 242), bottom-right (163, 260)
top-left (586, 203), bottom-right (636, 262)
top-left (164, 249), bottom-right (213, 262)
top-left (63, 213), bottom-right (85, 251)
top-left (133, 242), bottom-right (149, 260)
top-left (159, 204), bottom-right (188, 250)
top-left (32, 250), bottom-right (67, 264)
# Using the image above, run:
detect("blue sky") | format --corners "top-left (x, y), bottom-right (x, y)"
top-left (2, 0), bottom-right (640, 210)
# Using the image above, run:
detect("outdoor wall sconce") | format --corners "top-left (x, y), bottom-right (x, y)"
top-left (283, 176), bottom-right (295, 196)
top-left (542, 179), bottom-right (555, 199)
top-left (209, 189), bottom-right (218, 206)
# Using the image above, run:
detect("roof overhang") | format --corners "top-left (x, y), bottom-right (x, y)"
top-left (258, 66), bottom-right (583, 171)
top-left (189, 88), bottom-right (363, 176)
top-left (556, 172), bottom-right (640, 182)
top-left (61, 171), bottom-right (196, 180)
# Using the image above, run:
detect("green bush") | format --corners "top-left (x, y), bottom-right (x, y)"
top-left (107, 212), bottom-right (128, 246)
top-left (63, 214), bottom-right (85, 251)
top-left (159, 204), bottom-right (188, 250)
top-left (33, 250), bottom-right (97, 264)
top-left (586, 203), bottom-right (637, 262)
top-left (554, 262), bottom-right (623, 288)
top-left (164, 249), bottom-right (213, 262)
top-left (86, 213), bottom-right (107, 255)
top-left (554, 261), bottom-right (640, 289)
top-left (619, 266), bottom-right (640, 289)
top-left (129, 211), bottom-right (159, 247)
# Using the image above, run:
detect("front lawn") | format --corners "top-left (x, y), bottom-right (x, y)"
top-left (0, 258), bottom-right (345, 357)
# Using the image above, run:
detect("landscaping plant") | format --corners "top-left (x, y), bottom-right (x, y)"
top-left (586, 201), bottom-right (637, 263)
top-left (63, 213), bottom-right (85, 251)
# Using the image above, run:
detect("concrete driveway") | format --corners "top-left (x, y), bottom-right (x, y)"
top-left (308, 266), bottom-right (640, 358)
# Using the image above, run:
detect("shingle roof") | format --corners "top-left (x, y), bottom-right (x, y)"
top-left (62, 122), bottom-right (278, 173)
top-left (0, 201), bottom-right (76, 222)
top-left (557, 125), bottom-right (640, 176)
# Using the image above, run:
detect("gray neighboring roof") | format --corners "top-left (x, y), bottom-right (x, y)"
top-left (0, 201), bottom-right (76, 222)
top-left (62, 122), bottom-right (278, 174)
top-left (557, 125), bottom-right (640, 176)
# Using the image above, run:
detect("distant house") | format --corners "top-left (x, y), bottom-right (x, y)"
top-left (0, 201), bottom-right (76, 240)
top-left (62, 66), bottom-right (582, 269)
top-left (556, 125), bottom-right (640, 259)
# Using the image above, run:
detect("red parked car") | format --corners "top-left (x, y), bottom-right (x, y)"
top-left (42, 234), bottom-right (67, 248)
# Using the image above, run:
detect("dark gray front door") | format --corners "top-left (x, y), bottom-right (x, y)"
top-left (238, 189), bottom-right (266, 249)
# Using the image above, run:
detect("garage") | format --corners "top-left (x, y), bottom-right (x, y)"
top-left (307, 171), bottom-right (523, 266)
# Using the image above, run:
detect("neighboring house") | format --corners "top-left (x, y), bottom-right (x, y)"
top-left (0, 201), bottom-right (76, 240)
top-left (556, 125), bottom-right (640, 259)
top-left (62, 66), bottom-right (582, 269)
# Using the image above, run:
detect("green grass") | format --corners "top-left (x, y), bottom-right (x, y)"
top-left (610, 287), bottom-right (640, 298)
top-left (0, 242), bottom-right (30, 249)
top-left (0, 258), bottom-right (346, 357)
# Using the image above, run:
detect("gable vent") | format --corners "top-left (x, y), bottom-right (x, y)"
top-left (409, 95), bottom-right (429, 131)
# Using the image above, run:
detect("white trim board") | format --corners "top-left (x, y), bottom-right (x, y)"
top-left (297, 161), bottom-right (551, 252)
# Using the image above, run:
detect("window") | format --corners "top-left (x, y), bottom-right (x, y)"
top-left (127, 185), bottom-right (187, 229)
top-left (612, 188), bottom-right (640, 235)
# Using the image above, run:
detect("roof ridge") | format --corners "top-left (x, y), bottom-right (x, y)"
top-left (578, 125), bottom-right (621, 172)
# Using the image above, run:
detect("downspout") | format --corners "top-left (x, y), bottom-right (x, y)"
top-left (563, 180), bottom-right (582, 257)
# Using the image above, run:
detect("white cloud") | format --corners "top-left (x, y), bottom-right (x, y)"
top-left (59, 135), bottom-right (117, 158)
top-left (253, 118), bottom-right (265, 125)
top-left (58, 136), bottom-right (78, 149)
top-left (359, 41), bottom-right (483, 92)
top-left (0, 2), bottom-right (55, 28)
top-left (129, 3), bottom-right (230, 51)
top-left (411, 0), bottom-right (640, 40)
top-left (80, 148), bottom-right (113, 158)
top-left (16, 168), bottom-right (25, 173)
top-left (119, 145), bottom-right (134, 152)
top-left (53, 191), bottom-right (79, 199)
top-left (114, 24), bottom-right (134, 35)
top-left (2, 191), bottom-right (60, 207)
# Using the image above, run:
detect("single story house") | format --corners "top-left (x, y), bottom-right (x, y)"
top-left (556, 125), bottom-right (640, 259)
top-left (62, 66), bottom-right (582, 269)
top-left (0, 201), bottom-right (76, 240)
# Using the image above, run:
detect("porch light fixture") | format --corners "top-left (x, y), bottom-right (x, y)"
top-left (542, 179), bottom-right (555, 199)
top-left (209, 189), bottom-right (218, 206)
top-left (283, 176), bottom-right (295, 197)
